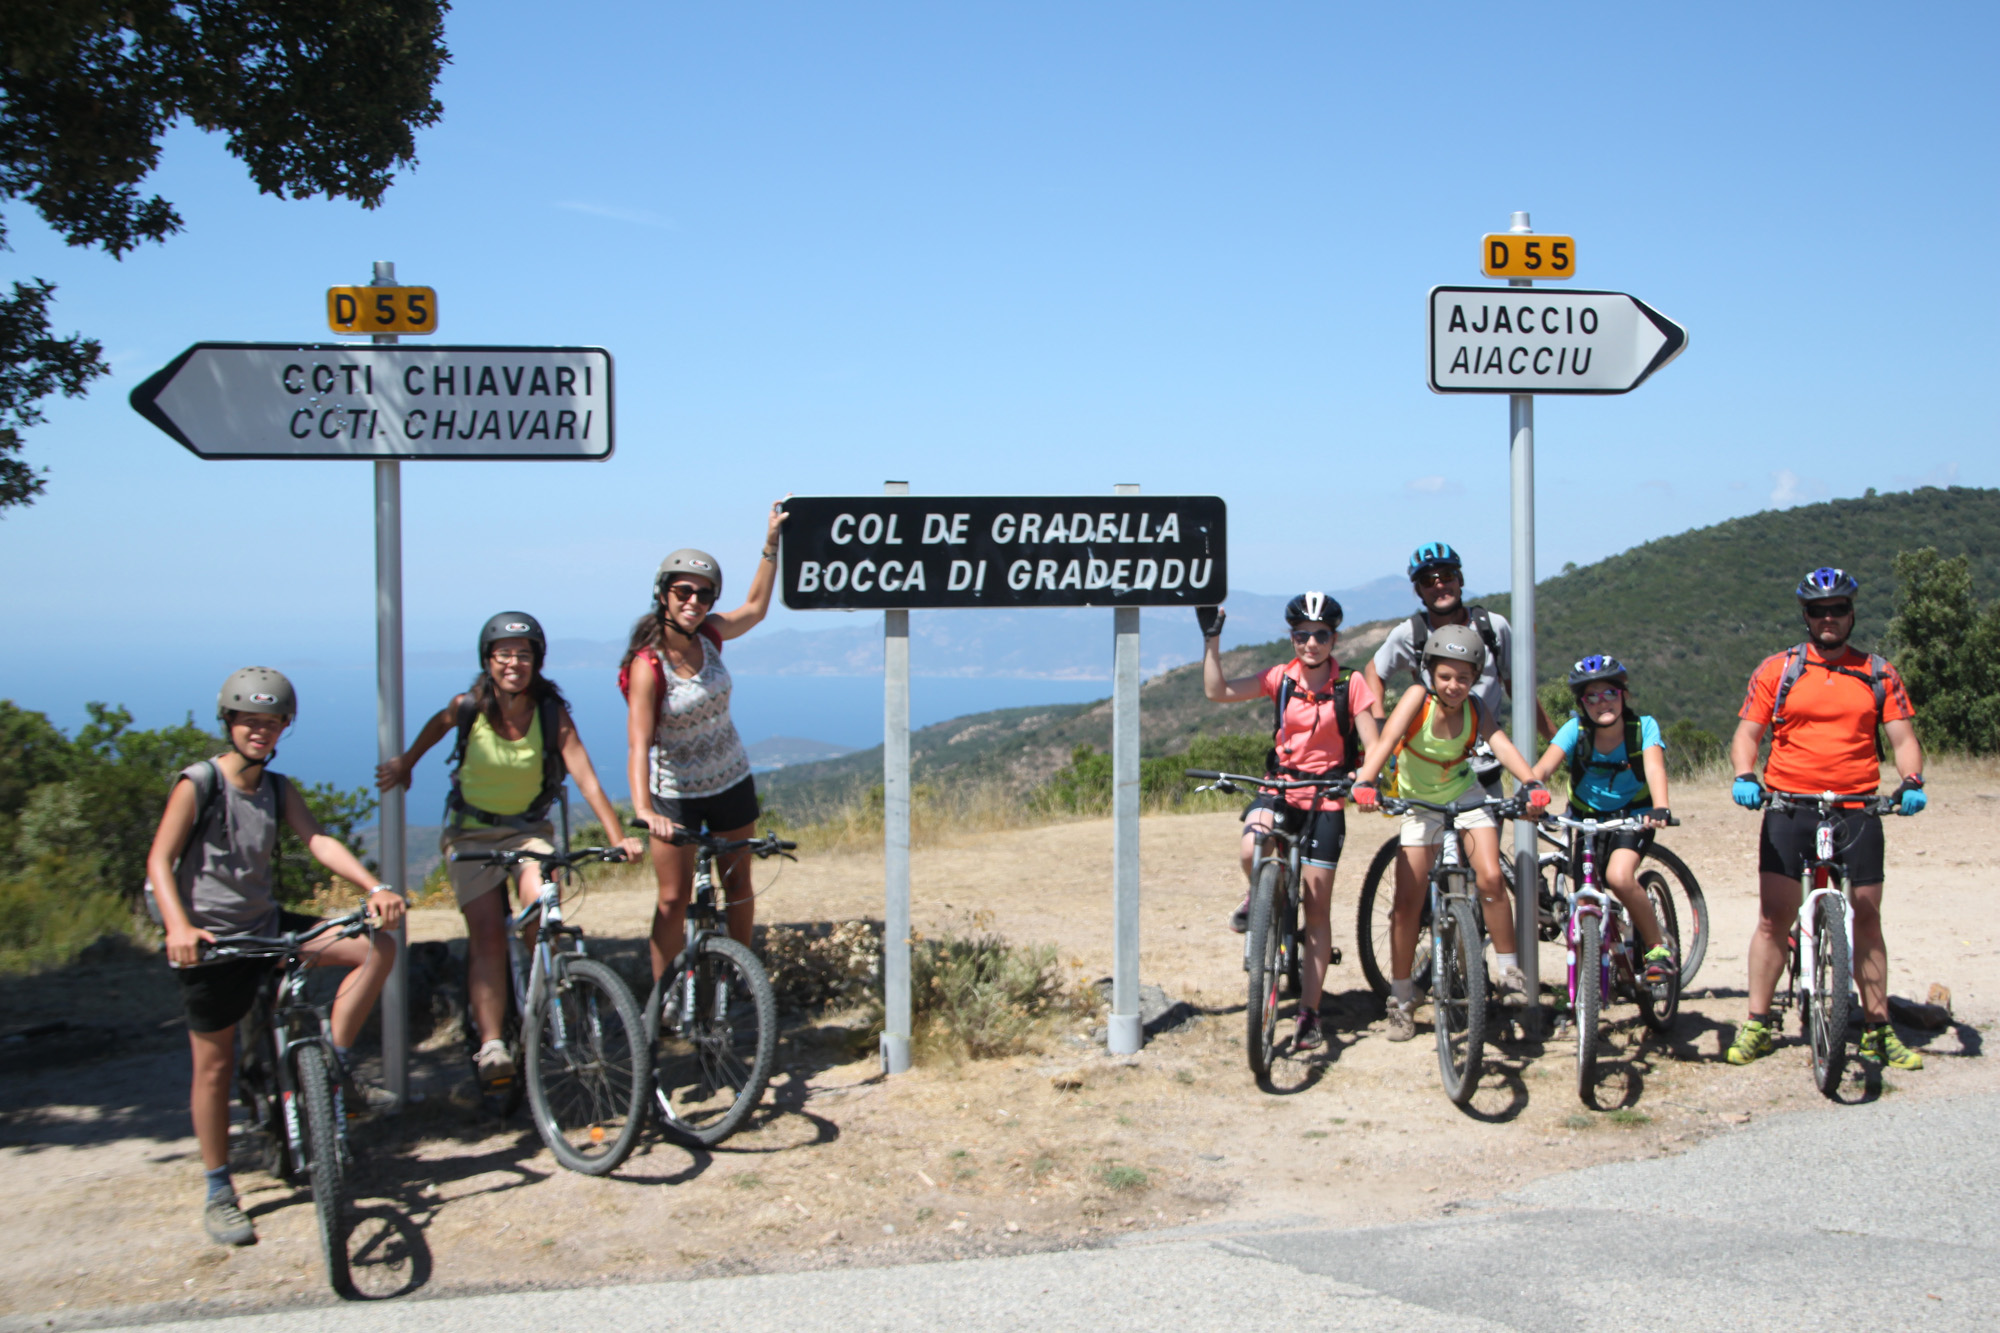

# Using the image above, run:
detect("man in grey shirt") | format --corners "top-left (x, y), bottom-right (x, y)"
top-left (1364, 543), bottom-right (1553, 789)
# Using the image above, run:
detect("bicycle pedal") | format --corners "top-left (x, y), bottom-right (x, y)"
top-left (1329, 947), bottom-right (1343, 966)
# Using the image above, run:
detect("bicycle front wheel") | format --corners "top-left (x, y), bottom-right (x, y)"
top-left (526, 956), bottom-right (648, 1175)
top-left (1245, 860), bottom-right (1285, 1078)
top-left (1433, 894), bottom-right (1487, 1106)
top-left (1641, 843), bottom-right (1709, 987)
top-left (1808, 898), bottom-right (1852, 1098)
top-left (293, 1044), bottom-right (351, 1296)
top-left (1358, 834), bottom-right (1430, 998)
top-left (653, 936), bottom-right (778, 1146)
top-left (1574, 914), bottom-right (1603, 1108)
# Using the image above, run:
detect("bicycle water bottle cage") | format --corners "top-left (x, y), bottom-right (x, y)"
top-left (1816, 825), bottom-right (1834, 861)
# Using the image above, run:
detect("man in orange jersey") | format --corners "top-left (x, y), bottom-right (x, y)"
top-left (1725, 567), bottom-right (1927, 1071)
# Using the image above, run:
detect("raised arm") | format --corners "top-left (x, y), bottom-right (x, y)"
top-left (377, 697), bottom-right (462, 791)
top-left (709, 499), bottom-right (789, 641)
top-left (1200, 620), bottom-right (1267, 704)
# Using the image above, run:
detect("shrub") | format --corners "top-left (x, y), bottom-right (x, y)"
top-left (909, 930), bottom-right (1083, 1060)
top-left (1889, 547), bottom-right (2000, 753)
top-left (1662, 719), bottom-right (1724, 779)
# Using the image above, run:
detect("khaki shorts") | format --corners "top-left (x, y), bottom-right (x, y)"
top-left (440, 821), bottom-right (555, 908)
top-left (1398, 804), bottom-right (1497, 847)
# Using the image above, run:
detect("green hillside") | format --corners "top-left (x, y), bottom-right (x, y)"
top-left (761, 486), bottom-right (2000, 817)
top-left (1482, 486), bottom-right (2000, 738)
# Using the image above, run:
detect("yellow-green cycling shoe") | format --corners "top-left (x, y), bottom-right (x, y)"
top-left (1860, 1024), bottom-right (1923, 1070)
top-left (1726, 1019), bottom-right (1776, 1065)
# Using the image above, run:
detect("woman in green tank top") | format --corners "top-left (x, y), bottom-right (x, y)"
top-left (378, 612), bottom-right (642, 1089)
top-left (1349, 624), bottom-right (1549, 1041)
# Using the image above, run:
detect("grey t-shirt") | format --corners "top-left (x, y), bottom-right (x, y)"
top-left (1372, 608), bottom-right (1515, 723)
top-left (172, 763), bottom-right (287, 939)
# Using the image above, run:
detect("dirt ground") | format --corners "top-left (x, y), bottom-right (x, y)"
top-left (4, 760), bottom-right (1997, 1322)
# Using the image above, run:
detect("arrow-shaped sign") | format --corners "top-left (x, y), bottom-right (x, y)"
top-left (1427, 288), bottom-right (1687, 395)
top-left (130, 342), bottom-right (614, 460)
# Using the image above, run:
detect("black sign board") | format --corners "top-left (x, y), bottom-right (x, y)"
top-left (780, 495), bottom-right (1227, 610)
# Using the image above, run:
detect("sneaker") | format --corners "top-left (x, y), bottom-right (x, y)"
top-left (476, 1038), bottom-right (516, 1085)
top-left (1294, 1009), bottom-right (1323, 1053)
top-left (1726, 1019), bottom-right (1776, 1066)
top-left (1384, 996), bottom-right (1417, 1042)
top-left (1642, 945), bottom-right (1676, 987)
top-left (1491, 964), bottom-right (1529, 1001)
top-left (203, 1195), bottom-right (256, 1246)
top-left (1860, 1024), bottom-right (1924, 1070)
top-left (1228, 895), bottom-right (1250, 934)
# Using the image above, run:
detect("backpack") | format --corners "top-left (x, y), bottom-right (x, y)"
top-left (445, 692), bottom-right (568, 827)
top-left (1264, 667), bottom-right (1364, 779)
top-left (1394, 692), bottom-right (1483, 782)
top-left (142, 761), bottom-right (292, 925)
top-left (1769, 642), bottom-right (1893, 760)
top-left (618, 622), bottom-right (725, 728)
top-left (1565, 709), bottom-right (1651, 814)
top-left (1405, 606), bottom-right (1503, 683)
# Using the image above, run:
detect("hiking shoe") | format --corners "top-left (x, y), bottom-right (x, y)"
top-left (476, 1038), bottom-right (516, 1085)
top-left (1294, 1009), bottom-right (1323, 1053)
top-left (1491, 964), bottom-right (1529, 1002)
top-left (1860, 1024), bottom-right (1924, 1070)
top-left (203, 1195), bottom-right (255, 1246)
top-left (1228, 895), bottom-right (1250, 934)
top-left (1726, 1020), bottom-right (1776, 1066)
top-left (1385, 997), bottom-right (1417, 1042)
top-left (1642, 945), bottom-right (1676, 986)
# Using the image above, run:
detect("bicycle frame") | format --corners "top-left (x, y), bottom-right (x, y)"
top-left (1770, 792), bottom-right (1883, 1018)
top-left (1539, 813), bottom-right (1658, 1012)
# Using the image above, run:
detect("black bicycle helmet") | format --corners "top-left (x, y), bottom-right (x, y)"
top-left (1567, 654), bottom-right (1629, 697)
top-left (1284, 591), bottom-right (1343, 631)
top-left (1407, 541), bottom-right (1463, 581)
top-left (479, 612), bottom-right (547, 667)
top-left (1795, 567), bottom-right (1859, 604)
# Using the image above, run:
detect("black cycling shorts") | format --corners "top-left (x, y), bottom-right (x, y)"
top-left (1245, 794), bottom-right (1348, 870)
top-left (1759, 803), bottom-right (1885, 884)
top-left (177, 910), bottom-right (319, 1034)
top-left (654, 775), bottom-right (760, 837)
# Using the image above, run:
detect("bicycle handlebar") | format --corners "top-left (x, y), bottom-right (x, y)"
top-left (201, 907), bottom-right (370, 962)
top-left (1766, 791), bottom-right (1902, 817)
top-left (1540, 811), bottom-right (1681, 835)
top-left (449, 846), bottom-right (630, 868)
top-left (1183, 769), bottom-right (1353, 795)
top-left (628, 822), bottom-right (799, 858)
top-left (1373, 792), bottom-right (1537, 820)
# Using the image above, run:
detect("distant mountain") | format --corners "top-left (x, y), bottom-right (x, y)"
top-left (747, 736), bottom-right (855, 770)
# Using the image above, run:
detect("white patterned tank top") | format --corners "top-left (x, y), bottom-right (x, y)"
top-left (648, 638), bottom-right (753, 800)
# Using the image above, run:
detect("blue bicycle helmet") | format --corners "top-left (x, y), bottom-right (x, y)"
top-left (1285, 591), bottom-right (1343, 630)
top-left (1567, 654), bottom-right (1629, 697)
top-left (1795, 567), bottom-right (1859, 603)
top-left (1407, 542), bottom-right (1463, 581)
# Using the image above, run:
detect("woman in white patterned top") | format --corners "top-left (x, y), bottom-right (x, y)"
top-left (623, 500), bottom-right (787, 977)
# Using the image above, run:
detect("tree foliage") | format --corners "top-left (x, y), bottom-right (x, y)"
top-left (0, 1), bottom-right (451, 509)
top-left (1888, 548), bottom-right (2000, 754)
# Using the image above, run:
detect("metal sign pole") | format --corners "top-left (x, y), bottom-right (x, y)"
top-left (371, 259), bottom-right (410, 1108)
top-left (1504, 213), bottom-right (1540, 1041)
top-left (1107, 482), bottom-right (1143, 1055)
top-left (881, 479), bottom-right (913, 1074)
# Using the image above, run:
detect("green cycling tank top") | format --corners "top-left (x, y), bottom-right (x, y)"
top-left (458, 709), bottom-right (544, 820)
top-left (1396, 689), bottom-right (1480, 806)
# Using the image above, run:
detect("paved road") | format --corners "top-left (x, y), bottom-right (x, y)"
top-left (72, 1091), bottom-right (2000, 1333)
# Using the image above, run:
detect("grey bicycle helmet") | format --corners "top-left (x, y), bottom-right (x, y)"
top-left (656, 548), bottom-right (722, 601)
top-left (1421, 622), bottom-right (1488, 676)
top-left (1284, 591), bottom-right (1343, 630)
top-left (479, 611), bottom-right (546, 666)
top-left (217, 667), bottom-right (297, 723)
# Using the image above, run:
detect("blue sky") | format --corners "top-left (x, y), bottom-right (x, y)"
top-left (6, 2), bottom-right (1996, 689)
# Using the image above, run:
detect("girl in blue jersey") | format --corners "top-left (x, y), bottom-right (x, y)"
top-left (1529, 655), bottom-right (1674, 983)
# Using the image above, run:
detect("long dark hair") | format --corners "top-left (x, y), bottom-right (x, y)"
top-left (620, 602), bottom-right (670, 676)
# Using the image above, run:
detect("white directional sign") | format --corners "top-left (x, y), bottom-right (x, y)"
top-left (1427, 287), bottom-right (1686, 395)
top-left (130, 343), bottom-right (614, 460)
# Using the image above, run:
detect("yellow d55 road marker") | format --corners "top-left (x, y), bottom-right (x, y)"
top-left (1481, 235), bottom-right (1574, 280)
top-left (328, 286), bottom-right (437, 335)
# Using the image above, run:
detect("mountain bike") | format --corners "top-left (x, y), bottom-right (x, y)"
top-left (1369, 792), bottom-right (1532, 1106)
top-left (1357, 819), bottom-right (1708, 999)
top-left (1186, 769), bottom-right (1349, 1079)
top-left (636, 824), bottom-right (794, 1146)
top-left (1538, 811), bottom-right (1683, 1107)
top-left (1761, 790), bottom-right (1910, 1098)
top-left (448, 843), bottom-right (649, 1174)
top-left (206, 907), bottom-right (372, 1297)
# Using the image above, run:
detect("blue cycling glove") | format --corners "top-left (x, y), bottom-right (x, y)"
top-left (1732, 774), bottom-right (1765, 809)
top-left (1900, 788), bottom-right (1927, 815)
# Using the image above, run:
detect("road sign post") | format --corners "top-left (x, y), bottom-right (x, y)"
top-left (780, 491), bottom-right (1226, 1062)
top-left (1430, 211), bottom-right (1688, 1043)
top-left (371, 263), bottom-right (410, 1108)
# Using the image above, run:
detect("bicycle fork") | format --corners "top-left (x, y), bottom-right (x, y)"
top-left (1795, 878), bottom-right (1854, 1010)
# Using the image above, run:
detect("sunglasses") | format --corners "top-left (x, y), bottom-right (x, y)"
top-left (1416, 571), bottom-right (1461, 589)
top-left (1581, 686), bottom-right (1623, 705)
top-left (1804, 601), bottom-right (1853, 621)
top-left (1291, 629), bottom-right (1333, 645)
top-left (666, 582), bottom-right (718, 605)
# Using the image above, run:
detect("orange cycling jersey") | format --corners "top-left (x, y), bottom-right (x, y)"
top-left (1740, 644), bottom-right (1913, 795)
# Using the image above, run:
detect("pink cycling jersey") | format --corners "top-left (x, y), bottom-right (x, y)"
top-left (1259, 660), bottom-right (1377, 809)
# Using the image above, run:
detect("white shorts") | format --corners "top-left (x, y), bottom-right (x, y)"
top-left (1399, 805), bottom-right (1497, 848)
